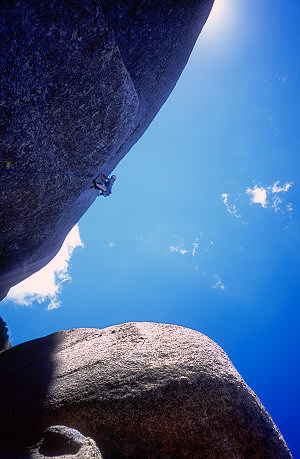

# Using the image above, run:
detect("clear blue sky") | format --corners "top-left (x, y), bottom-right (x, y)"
top-left (2, 0), bottom-right (300, 455)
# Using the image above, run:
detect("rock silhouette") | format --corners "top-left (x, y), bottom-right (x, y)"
top-left (0, 317), bottom-right (10, 352)
top-left (0, 322), bottom-right (291, 458)
top-left (0, 0), bottom-right (214, 300)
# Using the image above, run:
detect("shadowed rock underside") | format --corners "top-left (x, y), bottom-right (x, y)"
top-left (0, 425), bottom-right (103, 458)
top-left (0, 317), bottom-right (10, 352)
top-left (0, 0), bottom-right (214, 300)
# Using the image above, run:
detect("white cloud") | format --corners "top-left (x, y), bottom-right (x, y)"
top-left (223, 180), bottom-right (293, 221)
top-left (246, 185), bottom-right (267, 208)
top-left (170, 234), bottom-right (219, 258)
top-left (221, 193), bottom-right (241, 218)
top-left (246, 181), bottom-right (293, 214)
top-left (212, 275), bottom-right (225, 291)
top-left (192, 239), bottom-right (199, 257)
top-left (108, 241), bottom-right (115, 247)
top-left (272, 180), bottom-right (292, 193)
top-left (6, 225), bottom-right (84, 310)
top-left (169, 246), bottom-right (187, 255)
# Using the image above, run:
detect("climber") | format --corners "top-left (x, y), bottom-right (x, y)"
top-left (90, 173), bottom-right (116, 197)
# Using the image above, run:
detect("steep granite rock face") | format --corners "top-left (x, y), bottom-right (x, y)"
top-left (0, 425), bottom-right (103, 458)
top-left (0, 322), bottom-right (291, 458)
top-left (0, 1), bottom-right (214, 300)
top-left (0, 317), bottom-right (10, 352)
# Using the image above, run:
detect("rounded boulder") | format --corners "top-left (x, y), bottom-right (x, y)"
top-left (0, 322), bottom-right (291, 457)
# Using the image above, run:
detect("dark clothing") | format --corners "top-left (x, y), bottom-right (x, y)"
top-left (100, 178), bottom-right (114, 196)
top-left (91, 175), bottom-right (116, 197)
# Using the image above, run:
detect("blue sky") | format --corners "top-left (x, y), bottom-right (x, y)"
top-left (2, 0), bottom-right (300, 455)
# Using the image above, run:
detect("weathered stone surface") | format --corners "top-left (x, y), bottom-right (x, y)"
top-left (0, 1), bottom-right (214, 300)
top-left (0, 322), bottom-right (291, 458)
top-left (0, 317), bottom-right (10, 352)
top-left (0, 425), bottom-right (103, 458)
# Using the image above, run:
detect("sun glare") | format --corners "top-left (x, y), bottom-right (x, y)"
top-left (194, 0), bottom-right (241, 54)
top-left (195, 0), bottom-right (240, 50)
top-left (204, 0), bottom-right (231, 35)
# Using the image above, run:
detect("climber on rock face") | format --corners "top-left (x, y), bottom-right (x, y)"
top-left (90, 173), bottom-right (116, 197)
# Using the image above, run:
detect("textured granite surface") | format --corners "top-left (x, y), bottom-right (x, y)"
top-left (0, 322), bottom-right (291, 458)
top-left (0, 425), bottom-right (103, 458)
top-left (0, 1), bottom-right (214, 300)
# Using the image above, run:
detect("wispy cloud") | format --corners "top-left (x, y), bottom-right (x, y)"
top-left (272, 195), bottom-right (282, 213)
top-left (192, 239), bottom-right (199, 257)
top-left (169, 234), bottom-right (215, 258)
top-left (271, 180), bottom-right (292, 193)
top-left (169, 246), bottom-right (187, 255)
top-left (212, 275), bottom-right (225, 291)
top-left (221, 193), bottom-right (241, 219)
top-left (6, 225), bottom-right (84, 310)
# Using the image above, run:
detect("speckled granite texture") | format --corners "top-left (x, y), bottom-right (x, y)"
top-left (0, 1), bottom-right (214, 300)
top-left (0, 322), bottom-right (291, 457)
